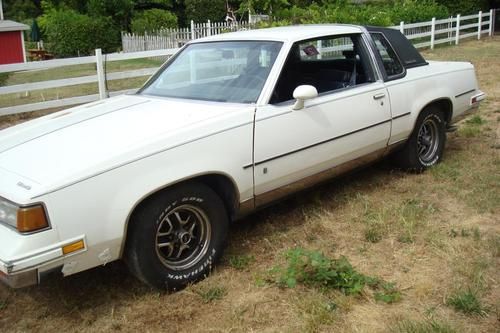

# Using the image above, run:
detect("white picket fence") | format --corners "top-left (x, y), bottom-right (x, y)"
top-left (0, 10), bottom-right (496, 117)
top-left (0, 48), bottom-right (177, 116)
top-left (391, 10), bottom-right (495, 49)
top-left (122, 20), bottom-right (253, 52)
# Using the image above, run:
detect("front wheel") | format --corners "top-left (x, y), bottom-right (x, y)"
top-left (125, 182), bottom-right (228, 290)
top-left (393, 107), bottom-right (446, 171)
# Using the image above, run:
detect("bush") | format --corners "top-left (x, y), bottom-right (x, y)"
top-left (131, 9), bottom-right (178, 33)
top-left (261, 0), bottom-right (449, 27)
top-left (40, 9), bottom-right (120, 57)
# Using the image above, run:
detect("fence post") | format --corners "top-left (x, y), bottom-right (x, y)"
top-left (207, 20), bottom-right (211, 36)
top-left (478, 11), bottom-right (482, 39)
top-left (399, 21), bottom-right (404, 34)
top-left (95, 48), bottom-right (107, 100)
top-left (430, 17), bottom-right (436, 49)
top-left (489, 9), bottom-right (494, 36)
top-left (455, 14), bottom-right (461, 45)
top-left (190, 20), bottom-right (195, 40)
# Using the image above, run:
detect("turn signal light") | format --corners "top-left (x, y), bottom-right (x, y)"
top-left (17, 205), bottom-right (49, 232)
top-left (62, 240), bottom-right (85, 255)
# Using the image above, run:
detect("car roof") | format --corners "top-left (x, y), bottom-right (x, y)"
top-left (194, 24), bottom-right (364, 43)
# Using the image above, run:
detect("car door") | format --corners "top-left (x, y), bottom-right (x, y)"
top-left (251, 34), bottom-right (392, 205)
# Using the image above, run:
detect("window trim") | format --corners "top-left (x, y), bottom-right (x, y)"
top-left (369, 32), bottom-right (406, 82)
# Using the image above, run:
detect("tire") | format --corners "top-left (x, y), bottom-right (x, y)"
top-left (393, 106), bottom-right (446, 172)
top-left (125, 182), bottom-right (228, 290)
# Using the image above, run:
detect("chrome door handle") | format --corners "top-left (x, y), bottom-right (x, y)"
top-left (373, 93), bottom-right (386, 100)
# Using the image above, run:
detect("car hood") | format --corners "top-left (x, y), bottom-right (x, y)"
top-left (0, 94), bottom-right (251, 199)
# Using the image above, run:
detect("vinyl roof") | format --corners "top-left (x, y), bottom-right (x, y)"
top-left (196, 24), bottom-right (364, 43)
top-left (0, 20), bottom-right (30, 32)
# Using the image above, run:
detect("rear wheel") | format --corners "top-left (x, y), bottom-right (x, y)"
top-left (394, 106), bottom-right (446, 171)
top-left (125, 182), bottom-right (228, 290)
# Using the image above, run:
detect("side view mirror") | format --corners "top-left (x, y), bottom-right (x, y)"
top-left (292, 85), bottom-right (318, 110)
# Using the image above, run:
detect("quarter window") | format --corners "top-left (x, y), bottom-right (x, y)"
top-left (370, 33), bottom-right (404, 78)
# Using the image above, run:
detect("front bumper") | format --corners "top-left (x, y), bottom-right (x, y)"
top-left (0, 261), bottom-right (38, 288)
top-left (0, 234), bottom-right (86, 288)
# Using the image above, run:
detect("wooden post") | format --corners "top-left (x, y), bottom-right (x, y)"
top-left (399, 21), bottom-right (404, 34)
top-left (207, 20), bottom-right (211, 36)
top-left (95, 49), bottom-right (107, 100)
top-left (20, 31), bottom-right (27, 63)
top-left (478, 11), bottom-right (482, 39)
top-left (455, 14), bottom-right (461, 45)
top-left (489, 9), bottom-right (495, 37)
top-left (190, 20), bottom-right (195, 40)
top-left (430, 17), bottom-right (436, 49)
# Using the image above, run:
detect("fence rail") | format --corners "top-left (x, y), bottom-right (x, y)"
top-left (0, 10), bottom-right (495, 117)
top-left (122, 21), bottom-right (253, 52)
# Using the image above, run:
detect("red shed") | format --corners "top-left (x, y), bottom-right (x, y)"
top-left (0, 20), bottom-right (29, 65)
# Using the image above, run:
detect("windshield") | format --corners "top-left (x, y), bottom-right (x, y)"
top-left (140, 41), bottom-right (283, 103)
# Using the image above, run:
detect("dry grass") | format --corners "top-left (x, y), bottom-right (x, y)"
top-left (0, 37), bottom-right (499, 332)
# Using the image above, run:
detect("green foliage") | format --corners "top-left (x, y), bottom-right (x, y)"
top-left (447, 289), bottom-right (487, 316)
top-left (436, 0), bottom-right (489, 15)
top-left (0, 73), bottom-right (10, 87)
top-left (3, 0), bottom-right (41, 22)
top-left (271, 248), bottom-right (403, 304)
top-left (87, 0), bottom-right (135, 29)
top-left (0, 297), bottom-right (8, 311)
top-left (228, 254), bottom-right (255, 270)
top-left (272, 248), bottom-right (367, 295)
top-left (40, 9), bottom-right (121, 57)
top-left (185, 0), bottom-right (226, 23)
top-left (374, 282), bottom-right (402, 303)
top-left (195, 286), bottom-right (227, 303)
top-left (259, 0), bottom-right (449, 27)
top-left (364, 226), bottom-right (383, 243)
top-left (131, 8), bottom-right (178, 33)
top-left (465, 115), bottom-right (486, 125)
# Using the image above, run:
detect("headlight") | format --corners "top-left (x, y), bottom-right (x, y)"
top-left (0, 199), bottom-right (17, 228)
top-left (0, 198), bottom-right (49, 233)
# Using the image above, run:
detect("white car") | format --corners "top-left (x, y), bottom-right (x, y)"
top-left (0, 25), bottom-right (484, 289)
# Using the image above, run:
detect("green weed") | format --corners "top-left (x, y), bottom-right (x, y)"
top-left (458, 125), bottom-right (481, 137)
top-left (374, 282), bottom-right (402, 304)
top-left (270, 248), bottom-right (401, 304)
top-left (227, 254), bottom-right (255, 270)
top-left (364, 227), bottom-right (383, 243)
top-left (0, 297), bottom-right (8, 310)
top-left (465, 115), bottom-right (486, 125)
top-left (272, 248), bottom-right (366, 294)
top-left (195, 286), bottom-right (227, 303)
top-left (447, 289), bottom-right (487, 316)
top-left (393, 319), bottom-right (457, 333)
top-left (430, 162), bottom-right (460, 181)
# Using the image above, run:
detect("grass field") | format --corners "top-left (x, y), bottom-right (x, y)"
top-left (0, 37), bottom-right (499, 332)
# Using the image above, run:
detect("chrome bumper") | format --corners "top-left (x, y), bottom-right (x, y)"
top-left (0, 259), bottom-right (38, 288)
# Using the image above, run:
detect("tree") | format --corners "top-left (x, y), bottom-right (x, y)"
top-left (436, 0), bottom-right (489, 14)
top-left (40, 9), bottom-right (121, 56)
top-left (3, 0), bottom-right (41, 22)
top-left (184, 0), bottom-right (226, 23)
top-left (131, 8), bottom-right (178, 33)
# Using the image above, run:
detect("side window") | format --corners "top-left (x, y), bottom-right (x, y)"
top-left (370, 33), bottom-right (404, 78)
top-left (270, 34), bottom-right (375, 104)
